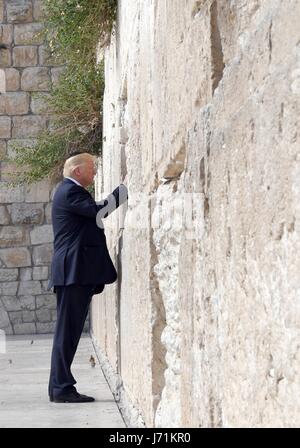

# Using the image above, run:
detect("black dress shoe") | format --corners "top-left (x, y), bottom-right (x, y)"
top-left (52, 391), bottom-right (95, 403)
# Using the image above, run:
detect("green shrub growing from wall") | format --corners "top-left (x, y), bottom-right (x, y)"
top-left (9, 0), bottom-right (117, 186)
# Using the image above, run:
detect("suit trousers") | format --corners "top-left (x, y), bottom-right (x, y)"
top-left (48, 283), bottom-right (103, 399)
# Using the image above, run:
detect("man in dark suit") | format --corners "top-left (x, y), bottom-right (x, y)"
top-left (47, 152), bottom-right (128, 403)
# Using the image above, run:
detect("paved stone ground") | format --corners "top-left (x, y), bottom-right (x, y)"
top-left (0, 334), bottom-right (125, 428)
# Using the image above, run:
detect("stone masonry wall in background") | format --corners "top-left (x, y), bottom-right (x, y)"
top-left (0, 0), bottom-right (61, 335)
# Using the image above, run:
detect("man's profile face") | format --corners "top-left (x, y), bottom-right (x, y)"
top-left (76, 157), bottom-right (97, 187)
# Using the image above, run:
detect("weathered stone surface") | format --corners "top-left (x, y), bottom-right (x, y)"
top-left (0, 226), bottom-right (29, 247)
top-left (36, 322), bottom-right (55, 333)
top-left (0, 281), bottom-right (18, 295)
top-left (22, 310), bottom-right (35, 323)
top-left (0, 308), bottom-right (11, 332)
top-left (11, 203), bottom-right (44, 225)
top-left (12, 115), bottom-right (47, 138)
top-left (0, 24), bottom-right (13, 45)
top-left (0, 116), bottom-right (11, 139)
top-left (18, 280), bottom-right (41, 295)
top-left (0, 205), bottom-right (10, 225)
top-left (0, 48), bottom-right (12, 67)
top-left (0, 183), bottom-right (24, 203)
top-left (13, 323), bottom-right (36, 334)
top-left (0, 247), bottom-right (31, 267)
top-left (14, 22), bottom-right (44, 45)
top-left (1, 161), bottom-right (24, 181)
top-left (21, 67), bottom-right (50, 91)
top-left (4, 68), bottom-right (20, 91)
top-left (36, 294), bottom-right (56, 310)
top-left (0, 92), bottom-right (30, 115)
top-left (32, 266), bottom-right (48, 280)
top-left (19, 267), bottom-right (32, 280)
top-left (30, 225), bottom-right (53, 245)
top-left (2, 295), bottom-right (35, 311)
top-left (0, 268), bottom-right (18, 282)
top-left (32, 244), bottom-right (52, 265)
top-left (13, 46), bottom-right (38, 67)
top-left (9, 311), bottom-right (23, 324)
top-left (25, 179), bottom-right (50, 202)
top-left (35, 308), bottom-right (51, 322)
top-left (90, 0), bottom-right (300, 429)
top-left (6, 1), bottom-right (33, 23)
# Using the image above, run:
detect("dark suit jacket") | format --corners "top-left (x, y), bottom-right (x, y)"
top-left (48, 178), bottom-right (128, 293)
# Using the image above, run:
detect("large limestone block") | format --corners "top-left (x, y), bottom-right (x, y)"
top-left (0, 269), bottom-right (18, 282)
top-left (21, 67), bottom-right (50, 91)
top-left (0, 282), bottom-right (18, 295)
top-left (18, 280), bottom-right (42, 295)
top-left (4, 68), bottom-right (20, 91)
top-left (0, 226), bottom-right (29, 247)
top-left (32, 266), bottom-right (48, 280)
top-left (0, 247), bottom-right (31, 267)
top-left (1, 161), bottom-right (24, 181)
top-left (20, 267), bottom-right (32, 280)
top-left (14, 23), bottom-right (44, 45)
top-left (13, 46), bottom-right (38, 67)
top-left (0, 92), bottom-right (30, 115)
top-left (21, 310), bottom-right (36, 323)
top-left (36, 294), bottom-right (56, 310)
top-left (11, 203), bottom-right (44, 224)
top-left (0, 25), bottom-right (13, 46)
top-left (6, 0), bottom-right (33, 23)
top-left (35, 308), bottom-right (51, 323)
top-left (32, 244), bottom-right (52, 265)
top-left (12, 115), bottom-right (47, 138)
top-left (30, 225), bottom-right (53, 245)
top-left (1, 295), bottom-right (35, 311)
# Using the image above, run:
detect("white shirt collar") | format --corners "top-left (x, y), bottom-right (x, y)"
top-left (64, 176), bottom-right (83, 187)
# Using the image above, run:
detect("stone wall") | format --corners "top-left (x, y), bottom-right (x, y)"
top-left (91, 0), bottom-right (300, 428)
top-left (0, 0), bottom-right (58, 335)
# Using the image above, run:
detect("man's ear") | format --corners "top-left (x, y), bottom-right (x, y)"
top-left (73, 166), bottom-right (81, 177)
